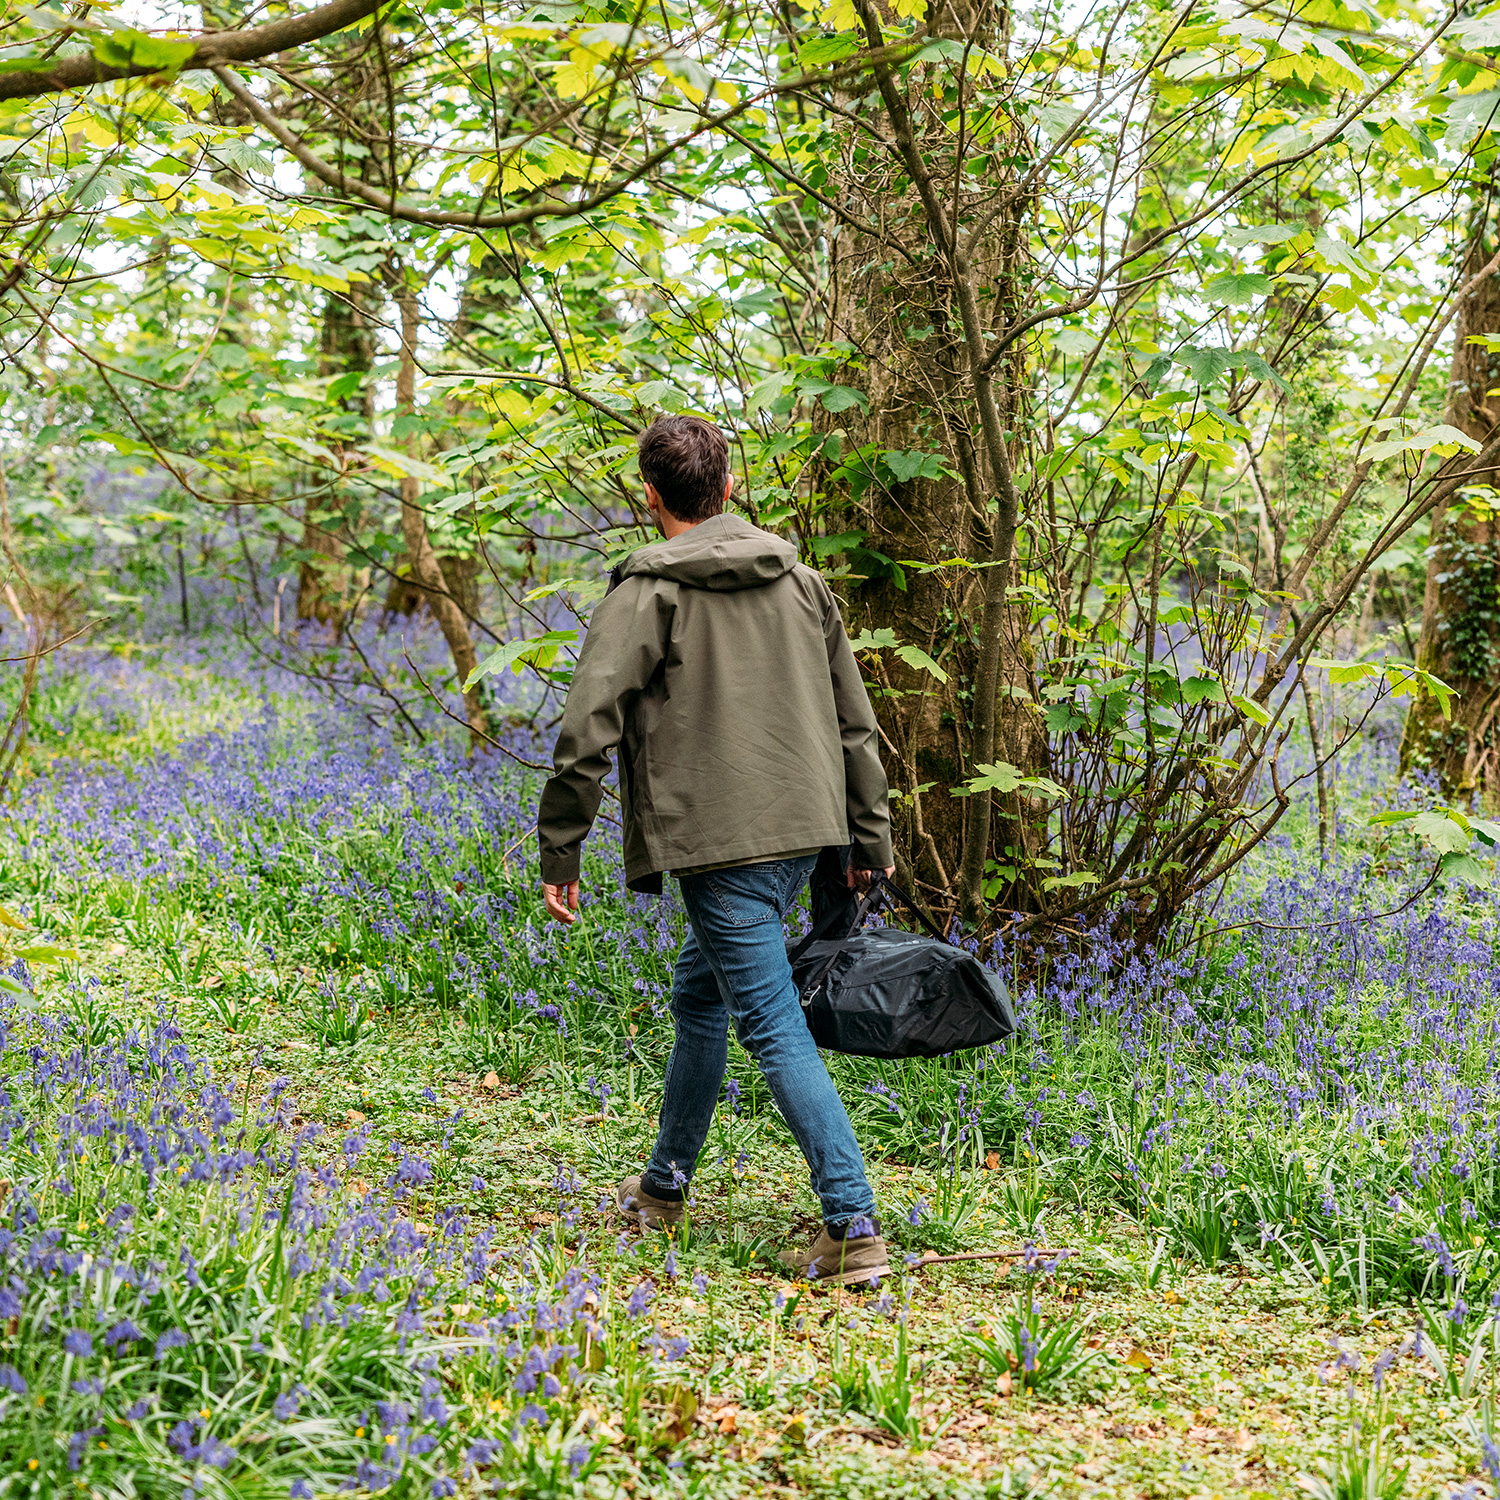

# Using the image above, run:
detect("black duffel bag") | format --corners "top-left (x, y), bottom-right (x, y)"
top-left (787, 875), bottom-right (1015, 1058)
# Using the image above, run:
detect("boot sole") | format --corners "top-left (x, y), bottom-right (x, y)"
top-left (781, 1258), bottom-right (890, 1286)
top-left (614, 1200), bottom-right (685, 1230)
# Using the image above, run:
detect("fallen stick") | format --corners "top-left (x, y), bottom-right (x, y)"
top-left (912, 1247), bottom-right (1075, 1268)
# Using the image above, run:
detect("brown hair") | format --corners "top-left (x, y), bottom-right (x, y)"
top-left (637, 416), bottom-right (730, 522)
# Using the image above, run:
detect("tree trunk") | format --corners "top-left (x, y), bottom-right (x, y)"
top-left (385, 551), bottom-right (480, 621)
top-left (822, 18), bottom-right (1046, 917)
top-left (394, 286), bottom-right (487, 741)
top-left (1400, 228), bottom-right (1500, 807)
top-left (299, 287), bottom-right (375, 624)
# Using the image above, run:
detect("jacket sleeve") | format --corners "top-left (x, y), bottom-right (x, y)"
top-left (820, 588), bottom-right (894, 870)
top-left (537, 578), bottom-right (673, 884)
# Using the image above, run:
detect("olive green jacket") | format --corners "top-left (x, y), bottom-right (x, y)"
top-left (537, 514), bottom-right (892, 894)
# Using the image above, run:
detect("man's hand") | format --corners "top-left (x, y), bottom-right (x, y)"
top-left (543, 880), bottom-right (580, 924)
top-left (847, 864), bottom-right (896, 892)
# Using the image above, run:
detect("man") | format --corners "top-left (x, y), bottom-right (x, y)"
top-left (536, 413), bottom-right (894, 1285)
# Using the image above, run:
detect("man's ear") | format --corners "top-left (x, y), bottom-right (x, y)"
top-left (644, 481), bottom-right (662, 514)
top-left (723, 473), bottom-right (734, 506)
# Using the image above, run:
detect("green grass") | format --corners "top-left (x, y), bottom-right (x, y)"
top-left (0, 656), bottom-right (1498, 1497)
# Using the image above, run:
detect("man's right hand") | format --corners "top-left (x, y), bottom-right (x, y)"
top-left (847, 864), bottom-right (896, 892)
top-left (543, 880), bottom-right (580, 924)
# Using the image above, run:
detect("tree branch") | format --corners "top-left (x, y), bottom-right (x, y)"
top-left (0, 0), bottom-right (383, 102)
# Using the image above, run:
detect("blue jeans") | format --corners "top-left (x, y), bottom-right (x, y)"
top-left (644, 854), bottom-right (876, 1231)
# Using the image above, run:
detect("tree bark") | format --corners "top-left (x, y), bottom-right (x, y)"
top-left (298, 288), bottom-right (375, 624)
top-left (1400, 225), bottom-right (1500, 808)
top-left (394, 286), bottom-right (487, 742)
top-left (0, 0), bottom-right (383, 101)
top-left (824, 0), bottom-right (1046, 924)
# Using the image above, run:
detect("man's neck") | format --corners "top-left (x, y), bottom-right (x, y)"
top-left (658, 512), bottom-right (709, 541)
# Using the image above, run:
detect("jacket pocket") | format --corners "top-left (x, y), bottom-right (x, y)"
top-left (705, 864), bottom-right (790, 928)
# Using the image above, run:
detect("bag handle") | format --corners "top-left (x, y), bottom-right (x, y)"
top-left (876, 874), bottom-right (950, 944)
top-left (797, 873), bottom-right (951, 1009)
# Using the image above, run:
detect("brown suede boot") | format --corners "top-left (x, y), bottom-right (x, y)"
top-left (615, 1174), bottom-right (686, 1231)
top-left (780, 1223), bottom-right (889, 1285)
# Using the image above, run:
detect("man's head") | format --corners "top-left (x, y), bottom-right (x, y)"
top-left (637, 416), bottom-right (732, 532)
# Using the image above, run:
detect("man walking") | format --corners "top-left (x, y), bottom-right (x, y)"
top-left (536, 414), bottom-right (893, 1284)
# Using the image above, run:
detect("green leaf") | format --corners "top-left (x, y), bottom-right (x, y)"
top-left (810, 531), bottom-right (865, 559)
top-left (327, 371), bottom-right (364, 403)
top-left (953, 762), bottom-right (1067, 799)
top-left (846, 625), bottom-right (947, 681)
top-left (1445, 89), bottom-right (1500, 150)
top-left (799, 36), bottom-right (860, 64)
top-left (882, 449), bottom-right (947, 483)
top-left (1237, 351), bottom-right (1289, 393)
top-left (1229, 693), bottom-right (1269, 725)
top-left (1142, 354), bottom-right (1172, 391)
top-left (1385, 664), bottom-right (1457, 718)
top-left (893, 643), bottom-right (949, 683)
top-left (1412, 809), bottom-right (1471, 854)
top-left (14, 943), bottom-right (79, 964)
top-left (1309, 657), bottom-right (1379, 685)
top-left (817, 384), bottom-right (868, 414)
top-left (1042, 870), bottom-right (1101, 891)
top-left (1221, 224), bottom-right (1303, 248)
top-left (1201, 272), bottom-right (1273, 306)
top-left (1366, 424), bottom-right (1480, 463)
top-left (1178, 675), bottom-right (1225, 704)
top-left (1178, 346), bottom-right (1237, 387)
top-left (91, 29), bottom-right (195, 72)
top-left (1440, 850), bottom-right (1490, 884)
top-left (464, 630), bottom-right (578, 688)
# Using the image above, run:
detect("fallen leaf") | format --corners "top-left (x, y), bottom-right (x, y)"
top-left (481, 1071), bottom-right (500, 1090)
top-left (1187, 1425), bottom-right (1217, 1442)
top-left (1162, 1288), bottom-right (1184, 1305)
top-left (985, 1150), bottom-right (1001, 1170)
top-left (345, 1109), bottom-right (365, 1125)
top-left (1196, 1405), bottom-right (1219, 1422)
top-left (716, 1407), bottom-right (739, 1435)
top-left (1125, 1347), bottom-right (1154, 1372)
top-left (995, 1371), bottom-right (1013, 1397)
top-left (1233, 1427), bottom-right (1256, 1451)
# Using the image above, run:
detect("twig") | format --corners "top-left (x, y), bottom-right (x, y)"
top-left (1164, 858), bottom-right (1443, 961)
top-left (912, 1247), bottom-right (1074, 1268)
top-left (400, 646), bottom-right (550, 770)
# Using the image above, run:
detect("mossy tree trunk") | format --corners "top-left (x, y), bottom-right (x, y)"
top-left (1400, 229), bottom-right (1500, 807)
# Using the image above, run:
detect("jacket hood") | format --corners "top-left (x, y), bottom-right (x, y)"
top-left (618, 513), bottom-right (799, 592)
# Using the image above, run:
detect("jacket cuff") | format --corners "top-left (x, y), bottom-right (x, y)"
top-left (851, 838), bottom-right (893, 871)
top-left (540, 849), bottom-right (581, 885)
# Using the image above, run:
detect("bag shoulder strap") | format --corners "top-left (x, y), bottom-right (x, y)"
top-left (787, 889), bottom-right (860, 965)
top-left (797, 882), bottom-right (884, 1007)
top-left (877, 876), bottom-right (950, 944)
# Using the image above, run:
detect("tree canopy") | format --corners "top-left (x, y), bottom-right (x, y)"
top-left (5, 0), bottom-right (1500, 937)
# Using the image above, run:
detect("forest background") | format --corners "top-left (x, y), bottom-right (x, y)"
top-left (10, 0), bottom-right (1500, 935)
top-left (10, 0), bottom-right (1500, 1496)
